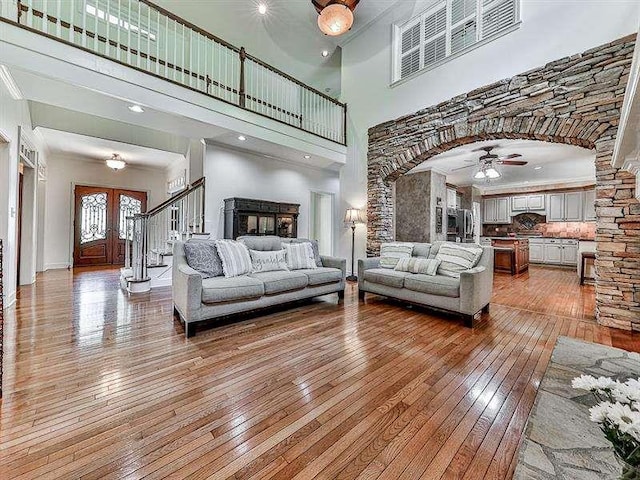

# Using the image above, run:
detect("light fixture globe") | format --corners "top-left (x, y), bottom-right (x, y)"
top-left (317, 3), bottom-right (354, 36)
top-left (106, 153), bottom-right (126, 171)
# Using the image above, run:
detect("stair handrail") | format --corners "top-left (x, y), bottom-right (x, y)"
top-left (145, 177), bottom-right (205, 218)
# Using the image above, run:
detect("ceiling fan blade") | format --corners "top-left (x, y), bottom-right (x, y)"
top-left (471, 145), bottom-right (498, 153)
top-left (452, 164), bottom-right (476, 171)
top-left (498, 153), bottom-right (522, 160)
top-left (497, 160), bottom-right (528, 166)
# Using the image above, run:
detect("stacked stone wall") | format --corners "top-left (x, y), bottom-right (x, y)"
top-left (367, 35), bottom-right (639, 330)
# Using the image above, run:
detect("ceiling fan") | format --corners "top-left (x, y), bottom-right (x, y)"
top-left (453, 145), bottom-right (528, 180)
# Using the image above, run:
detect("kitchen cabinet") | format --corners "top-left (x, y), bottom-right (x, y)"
top-left (447, 188), bottom-right (457, 209)
top-left (583, 189), bottom-right (596, 221)
top-left (529, 242), bottom-right (544, 263)
top-left (561, 239), bottom-right (578, 265)
top-left (544, 239), bottom-right (563, 264)
top-left (511, 194), bottom-right (546, 212)
top-left (483, 197), bottom-right (510, 224)
top-left (547, 192), bottom-right (584, 222)
top-left (492, 238), bottom-right (529, 274)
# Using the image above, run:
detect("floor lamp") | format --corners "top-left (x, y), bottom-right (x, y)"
top-left (344, 208), bottom-right (366, 282)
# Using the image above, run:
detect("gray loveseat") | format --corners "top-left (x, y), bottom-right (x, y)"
top-left (173, 236), bottom-right (346, 337)
top-left (358, 241), bottom-right (493, 327)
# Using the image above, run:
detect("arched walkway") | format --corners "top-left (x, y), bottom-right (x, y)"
top-left (366, 34), bottom-right (639, 331)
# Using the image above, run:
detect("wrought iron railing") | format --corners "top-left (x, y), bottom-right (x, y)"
top-left (8, 0), bottom-right (347, 145)
top-left (125, 178), bottom-right (205, 282)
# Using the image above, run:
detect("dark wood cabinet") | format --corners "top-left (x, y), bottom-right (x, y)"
top-left (492, 238), bottom-right (530, 274)
top-left (224, 198), bottom-right (299, 239)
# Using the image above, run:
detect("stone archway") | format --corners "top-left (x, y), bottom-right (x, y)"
top-left (367, 34), bottom-right (639, 331)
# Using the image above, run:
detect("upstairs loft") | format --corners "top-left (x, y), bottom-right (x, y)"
top-left (0, 0), bottom-right (347, 164)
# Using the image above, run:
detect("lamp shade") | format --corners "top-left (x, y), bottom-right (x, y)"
top-left (317, 4), bottom-right (354, 36)
top-left (344, 207), bottom-right (366, 225)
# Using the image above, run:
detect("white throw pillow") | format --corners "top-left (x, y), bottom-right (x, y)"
top-left (394, 257), bottom-right (441, 276)
top-left (380, 242), bottom-right (414, 269)
top-left (214, 240), bottom-right (253, 278)
top-left (283, 242), bottom-right (317, 270)
top-left (249, 249), bottom-right (289, 273)
top-left (436, 243), bottom-right (483, 278)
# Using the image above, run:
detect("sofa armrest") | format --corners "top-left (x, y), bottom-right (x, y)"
top-left (358, 257), bottom-right (381, 289)
top-left (172, 263), bottom-right (203, 319)
top-left (321, 255), bottom-right (346, 278)
top-left (459, 265), bottom-right (494, 315)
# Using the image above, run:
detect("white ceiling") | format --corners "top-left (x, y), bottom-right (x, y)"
top-left (38, 128), bottom-right (186, 169)
top-left (408, 139), bottom-right (596, 190)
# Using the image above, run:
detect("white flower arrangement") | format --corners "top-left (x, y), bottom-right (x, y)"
top-left (572, 375), bottom-right (640, 477)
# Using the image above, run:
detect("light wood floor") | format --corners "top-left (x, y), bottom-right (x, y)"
top-left (0, 266), bottom-right (638, 479)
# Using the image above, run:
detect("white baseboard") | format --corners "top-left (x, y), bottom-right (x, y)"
top-left (3, 291), bottom-right (16, 309)
top-left (45, 263), bottom-right (71, 270)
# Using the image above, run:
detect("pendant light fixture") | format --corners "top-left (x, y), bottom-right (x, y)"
top-left (106, 153), bottom-right (126, 171)
top-left (312, 0), bottom-right (359, 37)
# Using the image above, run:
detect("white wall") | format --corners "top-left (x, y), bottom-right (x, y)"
top-left (339, 0), bottom-right (640, 260)
top-left (0, 87), bottom-right (47, 306)
top-left (43, 155), bottom-right (167, 270)
top-left (203, 144), bottom-right (340, 249)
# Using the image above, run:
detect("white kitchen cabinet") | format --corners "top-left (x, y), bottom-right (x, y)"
top-left (496, 197), bottom-right (510, 223)
top-left (548, 194), bottom-right (565, 221)
top-left (564, 192), bottom-right (583, 221)
top-left (511, 196), bottom-right (528, 212)
top-left (447, 188), bottom-right (457, 209)
top-left (562, 243), bottom-right (578, 265)
top-left (483, 199), bottom-right (496, 223)
top-left (583, 189), bottom-right (596, 221)
top-left (544, 239), bottom-right (563, 264)
top-left (547, 192), bottom-right (584, 222)
top-left (511, 194), bottom-right (545, 213)
top-left (528, 194), bottom-right (546, 211)
top-left (529, 243), bottom-right (544, 262)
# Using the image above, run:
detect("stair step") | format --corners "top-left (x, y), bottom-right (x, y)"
top-left (148, 264), bottom-right (168, 268)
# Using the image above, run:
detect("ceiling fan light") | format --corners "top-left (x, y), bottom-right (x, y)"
top-left (486, 167), bottom-right (501, 179)
top-left (317, 4), bottom-right (354, 36)
top-left (474, 170), bottom-right (486, 179)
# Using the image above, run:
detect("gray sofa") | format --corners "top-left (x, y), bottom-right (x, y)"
top-left (358, 241), bottom-right (494, 327)
top-left (173, 236), bottom-right (346, 337)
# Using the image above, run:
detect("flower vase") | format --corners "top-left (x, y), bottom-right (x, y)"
top-left (617, 454), bottom-right (640, 480)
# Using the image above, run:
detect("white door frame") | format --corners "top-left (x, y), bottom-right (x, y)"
top-left (309, 190), bottom-right (335, 256)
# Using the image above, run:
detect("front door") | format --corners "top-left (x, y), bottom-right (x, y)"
top-left (73, 186), bottom-right (147, 266)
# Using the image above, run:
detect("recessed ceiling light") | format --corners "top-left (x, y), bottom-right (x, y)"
top-left (128, 104), bottom-right (144, 113)
top-left (258, 4), bottom-right (267, 14)
top-left (304, 155), bottom-right (311, 159)
top-left (238, 135), bottom-right (247, 141)
top-left (321, 50), bottom-right (330, 57)
top-left (534, 166), bottom-right (542, 170)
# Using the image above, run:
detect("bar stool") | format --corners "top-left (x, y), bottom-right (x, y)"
top-left (580, 251), bottom-right (596, 285)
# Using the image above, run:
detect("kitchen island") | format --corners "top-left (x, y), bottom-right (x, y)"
top-left (491, 238), bottom-right (529, 274)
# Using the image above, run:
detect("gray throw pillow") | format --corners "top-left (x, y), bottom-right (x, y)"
top-left (183, 241), bottom-right (223, 278)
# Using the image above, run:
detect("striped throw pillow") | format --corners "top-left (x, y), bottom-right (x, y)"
top-left (249, 249), bottom-right (289, 273)
top-left (435, 243), bottom-right (483, 278)
top-left (215, 240), bottom-right (253, 278)
top-left (379, 242), bottom-right (414, 269)
top-left (283, 242), bottom-right (317, 270)
top-left (394, 258), bottom-right (441, 276)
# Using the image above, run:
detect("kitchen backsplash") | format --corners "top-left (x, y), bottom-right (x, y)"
top-left (482, 213), bottom-right (596, 239)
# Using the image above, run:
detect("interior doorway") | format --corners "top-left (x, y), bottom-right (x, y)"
top-left (73, 186), bottom-right (147, 266)
top-left (310, 191), bottom-right (334, 256)
top-left (16, 163), bottom-right (24, 287)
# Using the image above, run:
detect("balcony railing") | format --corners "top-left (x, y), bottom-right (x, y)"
top-left (7, 0), bottom-right (347, 145)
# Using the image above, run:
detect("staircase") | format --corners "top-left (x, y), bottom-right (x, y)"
top-left (120, 178), bottom-right (205, 293)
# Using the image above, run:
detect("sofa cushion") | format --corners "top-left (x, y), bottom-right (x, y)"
top-left (395, 258), bottom-right (441, 276)
top-left (183, 240), bottom-right (223, 278)
top-left (282, 238), bottom-right (322, 267)
top-left (201, 276), bottom-right (265, 304)
top-left (363, 268), bottom-right (410, 288)
top-left (283, 243), bottom-right (317, 270)
top-left (297, 267), bottom-right (342, 286)
top-left (380, 242), bottom-right (414, 269)
top-left (404, 274), bottom-right (460, 298)
top-left (249, 271), bottom-right (309, 294)
top-left (249, 249), bottom-right (288, 273)
top-left (238, 236), bottom-right (283, 251)
top-left (436, 243), bottom-right (483, 278)
top-left (215, 240), bottom-right (253, 278)
top-left (412, 243), bottom-right (432, 258)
